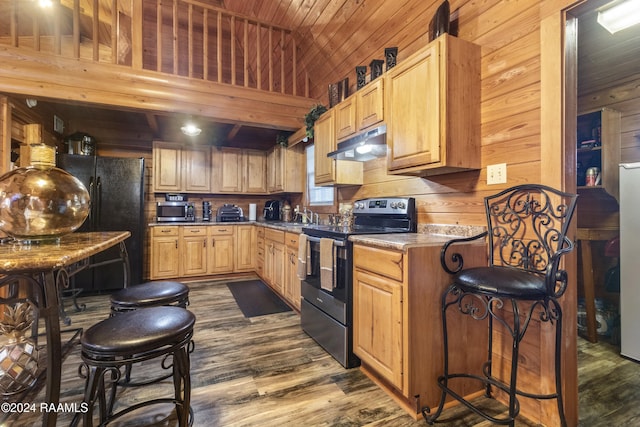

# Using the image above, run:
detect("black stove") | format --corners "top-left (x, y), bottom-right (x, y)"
top-left (300, 197), bottom-right (416, 368)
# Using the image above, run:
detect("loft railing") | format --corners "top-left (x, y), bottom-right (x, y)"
top-left (0, 0), bottom-right (310, 97)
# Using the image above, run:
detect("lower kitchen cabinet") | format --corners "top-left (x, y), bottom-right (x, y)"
top-left (353, 267), bottom-right (403, 388)
top-left (264, 228), bottom-right (285, 294)
top-left (256, 227), bottom-right (265, 278)
top-left (208, 226), bottom-right (235, 274)
top-left (235, 224), bottom-right (256, 272)
top-left (150, 226), bottom-right (180, 279)
top-left (284, 232), bottom-right (301, 310)
top-left (181, 226), bottom-right (208, 276)
top-left (353, 242), bottom-right (488, 417)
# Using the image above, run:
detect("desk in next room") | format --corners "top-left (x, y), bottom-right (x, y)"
top-left (0, 231), bottom-right (131, 427)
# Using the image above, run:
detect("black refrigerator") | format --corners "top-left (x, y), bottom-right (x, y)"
top-left (57, 154), bottom-right (145, 293)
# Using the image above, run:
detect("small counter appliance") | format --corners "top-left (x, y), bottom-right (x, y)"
top-left (202, 201), bottom-right (212, 221)
top-left (263, 200), bottom-right (280, 221)
top-left (156, 201), bottom-right (195, 222)
top-left (216, 204), bottom-right (244, 222)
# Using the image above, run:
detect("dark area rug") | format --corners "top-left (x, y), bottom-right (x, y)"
top-left (227, 280), bottom-right (292, 318)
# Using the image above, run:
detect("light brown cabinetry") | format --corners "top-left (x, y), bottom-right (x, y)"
top-left (244, 149), bottom-right (268, 193)
top-left (152, 141), bottom-right (211, 193)
top-left (208, 226), bottom-right (234, 274)
top-left (267, 144), bottom-right (304, 193)
top-left (335, 79), bottom-right (384, 141)
top-left (211, 147), bottom-right (268, 194)
top-left (235, 224), bottom-right (256, 272)
top-left (256, 227), bottom-right (265, 278)
top-left (150, 226), bottom-right (180, 279)
top-left (576, 108), bottom-right (621, 201)
top-left (313, 110), bottom-right (363, 186)
top-left (353, 242), bottom-right (487, 417)
top-left (385, 34), bottom-right (480, 176)
top-left (181, 226), bottom-right (208, 276)
top-left (284, 232), bottom-right (301, 310)
top-left (264, 228), bottom-right (285, 294)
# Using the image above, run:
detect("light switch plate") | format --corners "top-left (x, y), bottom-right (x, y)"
top-left (487, 163), bottom-right (507, 185)
top-left (54, 115), bottom-right (64, 134)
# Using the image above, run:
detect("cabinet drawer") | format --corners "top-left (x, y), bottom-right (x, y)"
top-left (354, 245), bottom-right (404, 282)
top-left (152, 226), bottom-right (178, 237)
top-left (181, 226), bottom-right (207, 236)
top-left (265, 228), bottom-right (285, 243)
top-left (209, 226), bottom-right (234, 236)
top-left (285, 232), bottom-right (299, 249)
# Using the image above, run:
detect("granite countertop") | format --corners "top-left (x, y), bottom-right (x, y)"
top-left (149, 220), bottom-right (304, 233)
top-left (0, 231), bottom-right (131, 272)
top-left (350, 224), bottom-right (487, 252)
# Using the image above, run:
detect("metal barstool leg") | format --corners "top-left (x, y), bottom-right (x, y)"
top-left (422, 285), bottom-right (454, 424)
top-left (507, 299), bottom-right (521, 427)
top-left (553, 301), bottom-right (567, 427)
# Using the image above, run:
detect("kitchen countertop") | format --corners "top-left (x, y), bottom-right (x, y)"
top-left (0, 231), bottom-right (131, 271)
top-left (350, 224), bottom-right (487, 252)
top-left (148, 220), bottom-right (305, 233)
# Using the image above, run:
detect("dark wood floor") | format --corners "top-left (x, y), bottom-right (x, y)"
top-left (7, 278), bottom-right (639, 426)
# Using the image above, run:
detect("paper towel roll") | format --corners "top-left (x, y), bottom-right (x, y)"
top-left (249, 203), bottom-right (257, 221)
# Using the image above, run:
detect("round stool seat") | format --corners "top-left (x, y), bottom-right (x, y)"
top-left (110, 281), bottom-right (189, 310)
top-left (82, 306), bottom-right (195, 357)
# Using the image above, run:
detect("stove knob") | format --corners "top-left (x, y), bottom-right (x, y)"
top-left (390, 202), bottom-right (398, 209)
top-left (357, 202), bottom-right (365, 209)
top-left (397, 201), bottom-right (406, 209)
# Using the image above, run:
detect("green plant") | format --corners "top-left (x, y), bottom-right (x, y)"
top-left (276, 133), bottom-right (289, 147)
top-left (304, 104), bottom-right (328, 138)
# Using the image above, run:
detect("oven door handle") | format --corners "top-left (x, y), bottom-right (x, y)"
top-left (303, 235), bottom-right (346, 247)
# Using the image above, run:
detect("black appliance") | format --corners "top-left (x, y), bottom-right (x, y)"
top-left (216, 204), bottom-right (244, 222)
top-left (263, 200), bottom-right (281, 221)
top-left (156, 201), bottom-right (196, 222)
top-left (203, 201), bottom-right (212, 221)
top-left (300, 197), bottom-right (416, 368)
top-left (57, 154), bottom-right (145, 293)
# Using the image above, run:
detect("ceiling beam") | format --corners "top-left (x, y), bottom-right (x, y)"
top-left (227, 124), bottom-right (242, 141)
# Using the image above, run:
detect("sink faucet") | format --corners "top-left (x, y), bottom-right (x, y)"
top-left (301, 207), bottom-right (314, 224)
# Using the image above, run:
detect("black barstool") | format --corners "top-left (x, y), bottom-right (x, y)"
top-left (72, 306), bottom-right (195, 427)
top-left (423, 184), bottom-right (578, 427)
top-left (109, 281), bottom-right (191, 385)
top-left (110, 280), bottom-right (190, 314)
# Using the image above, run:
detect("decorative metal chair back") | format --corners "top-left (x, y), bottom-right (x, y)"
top-left (484, 184), bottom-right (578, 298)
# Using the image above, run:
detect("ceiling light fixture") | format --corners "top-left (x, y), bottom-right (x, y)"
top-left (180, 122), bottom-right (201, 136)
top-left (38, 0), bottom-right (53, 8)
top-left (597, 0), bottom-right (640, 34)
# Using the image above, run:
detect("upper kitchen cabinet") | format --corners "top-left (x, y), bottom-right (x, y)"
top-left (385, 34), bottom-right (480, 176)
top-left (152, 141), bottom-right (211, 193)
top-left (267, 144), bottom-right (304, 193)
top-left (314, 110), bottom-right (363, 186)
top-left (335, 79), bottom-right (384, 141)
top-left (576, 108), bottom-right (621, 202)
top-left (211, 147), bottom-right (242, 192)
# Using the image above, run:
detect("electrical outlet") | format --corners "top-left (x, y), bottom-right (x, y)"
top-left (487, 163), bottom-right (507, 185)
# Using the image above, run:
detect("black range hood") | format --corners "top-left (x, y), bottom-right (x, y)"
top-left (327, 124), bottom-right (387, 161)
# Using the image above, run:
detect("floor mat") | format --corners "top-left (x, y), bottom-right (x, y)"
top-left (227, 280), bottom-right (292, 318)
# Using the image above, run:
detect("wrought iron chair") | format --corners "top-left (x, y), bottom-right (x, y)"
top-left (423, 184), bottom-right (578, 427)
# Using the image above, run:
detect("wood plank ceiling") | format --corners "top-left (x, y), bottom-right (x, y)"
top-left (16, 0), bottom-right (640, 150)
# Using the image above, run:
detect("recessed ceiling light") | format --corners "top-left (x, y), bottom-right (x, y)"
top-left (38, 0), bottom-right (53, 7)
top-left (597, 0), bottom-right (640, 34)
top-left (181, 123), bottom-right (201, 136)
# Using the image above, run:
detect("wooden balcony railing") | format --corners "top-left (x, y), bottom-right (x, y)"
top-left (0, 0), bottom-right (310, 97)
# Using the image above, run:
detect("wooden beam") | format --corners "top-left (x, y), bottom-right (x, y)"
top-left (0, 46), bottom-right (313, 131)
top-left (227, 124), bottom-right (242, 141)
top-left (146, 113), bottom-right (160, 136)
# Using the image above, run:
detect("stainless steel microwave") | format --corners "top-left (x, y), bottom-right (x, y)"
top-left (156, 201), bottom-right (195, 222)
